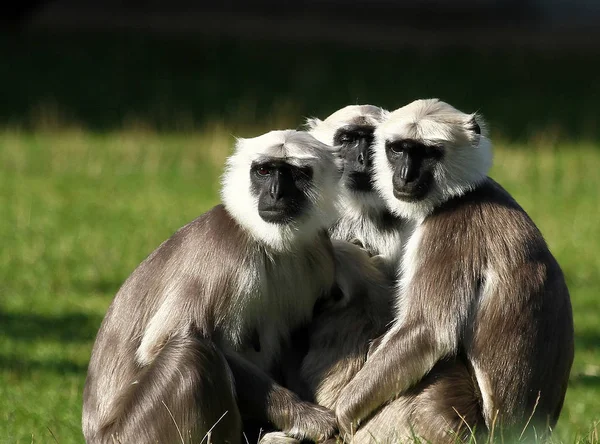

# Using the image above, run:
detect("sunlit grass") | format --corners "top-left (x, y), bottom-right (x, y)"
top-left (0, 127), bottom-right (598, 443)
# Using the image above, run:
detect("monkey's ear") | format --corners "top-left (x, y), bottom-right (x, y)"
top-left (304, 117), bottom-right (322, 131)
top-left (468, 116), bottom-right (481, 135)
top-left (466, 113), bottom-right (486, 145)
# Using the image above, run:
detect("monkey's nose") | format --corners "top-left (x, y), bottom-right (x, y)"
top-left (358, 152), bottom-right (365, 165)
top-left (269, 180), bottom-right (283, 200)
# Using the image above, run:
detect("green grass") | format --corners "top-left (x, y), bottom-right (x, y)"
top-left (1, 127), bottom-right (598, 443)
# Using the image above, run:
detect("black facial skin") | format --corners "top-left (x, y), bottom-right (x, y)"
top-left (250, 160), bottom-right (313, 224)
top-left (385, 139), bottom-right (444, 202)
top-left (333, 124), bottom-right (375, 192)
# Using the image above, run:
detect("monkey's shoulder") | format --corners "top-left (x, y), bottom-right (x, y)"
top-left (423, 178), bottom-right (552, 265)
top-left (119, 205), bottom-right (256, 296)
top-left (432, 178), bottom-right (538, 231)
top-left (153, 204), bottom-right (253, 260)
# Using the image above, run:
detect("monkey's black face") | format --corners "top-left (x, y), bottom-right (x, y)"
top-left (250, 160), bottom-right (313, 224)
top-left (334, 125), bottom-right (376, 193)
top-left (385, 139), bottom-right (444, 202)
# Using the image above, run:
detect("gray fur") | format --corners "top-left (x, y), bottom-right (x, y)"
top-left (82, 130), bottom-right (340, 444)
top-left (335, 100), bottom-right (574, 442)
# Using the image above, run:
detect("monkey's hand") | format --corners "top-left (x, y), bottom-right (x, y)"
top-left (259, 431), bottom-right (301, 444)
top-left (286, 402), bottom-right (337, 442)
top-left (335, 394), bottom-right (361, 440)
top-left (334, 367), bottom-right (384, 439)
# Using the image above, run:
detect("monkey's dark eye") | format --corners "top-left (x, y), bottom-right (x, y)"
top-left (389, 142), bottom-right (405, 154)
top-left (339, 133), bottom-right (356, 144)
top-left (388, 140), bottom-right (413, 154)
top-left (256, 166), bottom-right (271, 177)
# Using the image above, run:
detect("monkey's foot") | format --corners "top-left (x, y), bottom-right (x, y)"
top-left (259, 431), bottom-right (300, 444)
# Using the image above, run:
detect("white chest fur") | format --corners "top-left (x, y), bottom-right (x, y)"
top-left (221, 244), bottom-right (333, 371)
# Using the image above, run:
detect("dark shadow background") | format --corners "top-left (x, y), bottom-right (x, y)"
top-left (1, 0), bottom-right (599, 141)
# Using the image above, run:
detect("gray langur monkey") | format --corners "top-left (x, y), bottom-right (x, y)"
top-left (335, 99), bottom-right (574, 442)
top-left (82, 130), bottom-right (344, 444)
top-left (306, 105), bottom-right (404, 276)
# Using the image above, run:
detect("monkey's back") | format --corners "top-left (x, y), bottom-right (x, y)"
top-left (424, 178), bottom-right (574, 432)
top-left (82, 205), bottom-right (254, 433)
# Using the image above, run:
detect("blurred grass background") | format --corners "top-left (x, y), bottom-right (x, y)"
top-left (1, 32), bottom-right (599, 443)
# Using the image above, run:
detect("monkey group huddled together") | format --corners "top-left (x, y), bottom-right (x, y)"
top-left (82, 99), bottom-right (574, 444)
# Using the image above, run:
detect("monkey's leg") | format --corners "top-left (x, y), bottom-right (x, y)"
top-left (95, 335), bottom-right (241, 444)
top-left (225, 352), bottom-right (337, 443)
top-left (352, 359), bottom-right (486, 444)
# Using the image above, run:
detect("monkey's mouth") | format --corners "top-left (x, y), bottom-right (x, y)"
top-left (258, 204), bottom-right (304, 225)
top-left (393, 179), bottom-right (432, 202)
top-left (346, 172), bottom-right (374, 192)
top-left (393, 188), bottom-right (427, 201)
top-left (259, 210), bottom-right (293, 224)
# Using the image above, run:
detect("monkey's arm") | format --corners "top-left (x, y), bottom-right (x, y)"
top-left (225, 352), bottom-right (337, 442)
top-left (335, 322), bottom-right (450, 436)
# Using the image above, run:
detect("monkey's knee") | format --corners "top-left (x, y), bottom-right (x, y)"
top-left (174, 336), bottom-right (242, 443)
top-left (351, 398), bottom-right (415, 444)
top-left (352, 361), bottom-right (486, 444)
top-left (96, 335), bottom-right (241, 444)
top-left (409, 360), bottom-right (486, 443)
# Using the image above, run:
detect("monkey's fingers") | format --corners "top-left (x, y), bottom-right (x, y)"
top-left (287, 403), bottom-right (337, 442)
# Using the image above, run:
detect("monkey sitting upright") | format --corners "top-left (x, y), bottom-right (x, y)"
top-left (299, 104), bottom-right (401, 403)
top-left (335, 99), bottom-right (574, 443)
top-left (82, 130), bottom-right (343, 444)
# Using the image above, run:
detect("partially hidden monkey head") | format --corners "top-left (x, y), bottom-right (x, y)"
top-left (307, 105), bottom-right (389, 216)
